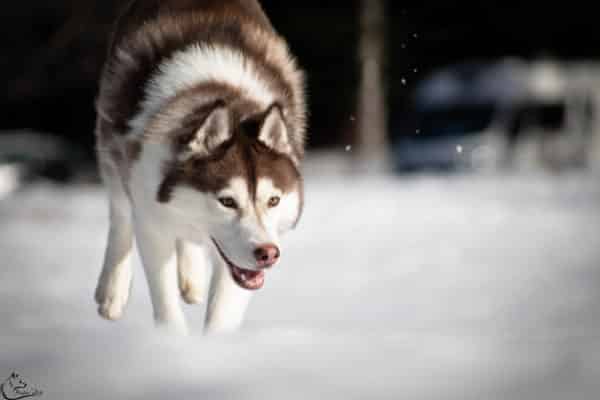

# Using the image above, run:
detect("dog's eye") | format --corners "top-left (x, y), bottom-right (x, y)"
top-left (219, 197), bottom-right (238, 209)
top-left (268, 196), bottom-right (281, 208)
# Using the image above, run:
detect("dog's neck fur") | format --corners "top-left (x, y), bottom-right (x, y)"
top-left (130, 44), bottom-right (277, 138)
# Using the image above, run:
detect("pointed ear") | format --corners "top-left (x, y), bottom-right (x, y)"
top-left (258, 106), bottom-right (293, 156)
top-left (188, 106), bottom-right (232, 157)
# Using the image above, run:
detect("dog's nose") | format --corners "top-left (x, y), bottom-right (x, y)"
top-left (254, 244), bottom-right (280, 268)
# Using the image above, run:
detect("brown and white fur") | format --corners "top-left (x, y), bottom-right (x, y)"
top-left (94, 0), bottom-right (306, 334)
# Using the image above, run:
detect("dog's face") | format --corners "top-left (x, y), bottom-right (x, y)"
top-left (155, 103), bottom-right (303, 290)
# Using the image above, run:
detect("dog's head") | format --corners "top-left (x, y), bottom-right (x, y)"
top-left (149, 99), bottom-right (304, 290)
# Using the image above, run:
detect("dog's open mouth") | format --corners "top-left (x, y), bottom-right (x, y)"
top-left (212, 239), bottom-right (265, 290)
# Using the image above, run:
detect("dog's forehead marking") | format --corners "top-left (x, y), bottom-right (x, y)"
top-left (157, 138), bottom-right (301, 203)
top-left (256, 177), bottom-right (281, 200)
top-left (218, 176), bottom-right (250, 205)
top-left (252, 143), bottom-right (301, 194)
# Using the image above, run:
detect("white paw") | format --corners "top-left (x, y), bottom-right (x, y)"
top-left (179, 277), bottom-right (205, 305)
top-left (95, 278), bottom-right (131, 321)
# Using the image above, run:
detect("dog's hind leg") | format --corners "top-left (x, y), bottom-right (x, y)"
top-left (177, 239), bottom-right (211, 305)
top-left (95, 160), bottom-right (134, 321)
top-left (204, 253), bottom-right (253, 334)
top-left (136, 219), bottom-right (188, 334)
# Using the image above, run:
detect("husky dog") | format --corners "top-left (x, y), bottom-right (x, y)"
top-left (94, 0), bottom-right (306, 334)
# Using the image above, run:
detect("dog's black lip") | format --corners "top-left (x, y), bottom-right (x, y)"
top-left (211, 238), bottom-right (235, 268)
top-left (211, 238), bottom-right (264, 291)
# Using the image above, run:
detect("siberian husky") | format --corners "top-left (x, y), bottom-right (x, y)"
top-left (94, 0), bottom-right (306, 334)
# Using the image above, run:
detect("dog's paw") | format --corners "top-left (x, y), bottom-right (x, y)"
top-left (95, 281), bottom-right (130, 321)
top-left (179, 278), bottom-right (204, 305)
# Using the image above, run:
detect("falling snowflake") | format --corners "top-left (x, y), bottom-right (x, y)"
top-left (456, 145), bottom-right (463, 154)
top-left (345, 145), bottom-right (352, 152)
top-left (401, 78), bottom-right (407, 86)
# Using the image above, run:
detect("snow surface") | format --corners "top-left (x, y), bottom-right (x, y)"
top-left (1, 169), bottom-right (600, 399)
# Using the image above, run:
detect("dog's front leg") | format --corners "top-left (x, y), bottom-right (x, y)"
top-left (204, 256), bottom-right (253, 334)
top-left (177, 239), bottom-right (211, 305)
top-left (95, 162), bottom-right (134, 321)
top-left (135, 219), bottom-right (188, 334)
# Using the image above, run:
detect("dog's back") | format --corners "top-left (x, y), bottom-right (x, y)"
top-left (115, 0), bottom-right (273, 35)
top-left (97, 0), bottom-right (305, 150)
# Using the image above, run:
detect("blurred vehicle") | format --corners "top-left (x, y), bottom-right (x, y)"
top-left (0, 131), bottom-right (86, 197)
top-left (392, 60), bottom-right (522, 172)
top-left (392, 59), bottom-right (600, 172)
top-left (393, 102), bottom-right (503, 172)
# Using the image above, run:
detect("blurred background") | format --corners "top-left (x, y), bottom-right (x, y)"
top-left (1, 2), bottom-right (600, 399)
top-left (2, 1), bottom-right (600, 183)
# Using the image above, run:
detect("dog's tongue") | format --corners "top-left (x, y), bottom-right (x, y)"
top-left (230, 265), bottom-right (265, 290)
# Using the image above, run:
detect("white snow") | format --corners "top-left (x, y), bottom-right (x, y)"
top-left (1, 168), bottom-right (600, 399)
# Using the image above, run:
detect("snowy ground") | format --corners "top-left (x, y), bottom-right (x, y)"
top-left (1, 167), bottom-right (600, 399)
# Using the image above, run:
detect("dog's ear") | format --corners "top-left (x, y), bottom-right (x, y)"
top-left (188, 106), bottom-right (232, 156)
top-left (258, 106), bottom-right (293, 156)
